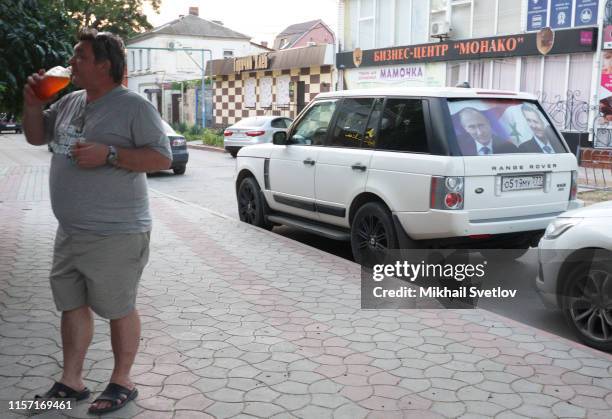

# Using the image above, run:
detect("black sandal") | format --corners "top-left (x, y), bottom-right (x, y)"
top-left (35, 381), bottom-right (91, 401)
top-left (88, 383), bottom-right (138, 415)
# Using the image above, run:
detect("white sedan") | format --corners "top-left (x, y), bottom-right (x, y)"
top-left (223, 116), bottom-right (292, 158)
top-left (537, 201), bottom-right (612, 351)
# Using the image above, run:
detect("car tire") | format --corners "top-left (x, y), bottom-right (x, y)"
top-left (480, 248), bottom-right (529, 261)
top-left (351, 202), bottom-right (398, 266)
top-left (561, 261), bottom-right (612, 352)
top-left (237, 177), bottom-right (272, 230)
top-left (173, 165), bottom-right (186, 175)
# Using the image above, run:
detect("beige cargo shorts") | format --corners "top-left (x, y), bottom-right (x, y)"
top-left (49, 226), bottom-right (150, 319)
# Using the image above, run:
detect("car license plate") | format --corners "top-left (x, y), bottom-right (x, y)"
top-left (501, 174), bottom-right (544, 192)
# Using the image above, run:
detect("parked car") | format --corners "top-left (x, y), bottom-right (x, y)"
top-left (234, 87), bottom-right (583, 264)
top-left (224, 116), bottom-right (293, 157)
top-left (161, 121), bottom-right (189, 175)
top-left (0, 114), bottom-right (22, 133)
top-left (537, 201), bottom-right (612, 351)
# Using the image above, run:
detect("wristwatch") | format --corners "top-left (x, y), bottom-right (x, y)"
top-left (106, 145), bottom-right (119, 166)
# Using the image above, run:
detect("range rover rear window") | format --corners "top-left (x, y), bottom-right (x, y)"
top-left (447, 99), bottom-right (567, 156)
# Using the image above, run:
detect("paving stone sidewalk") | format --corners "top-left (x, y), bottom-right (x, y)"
top-left (0, 170), bottom-right (611, 418)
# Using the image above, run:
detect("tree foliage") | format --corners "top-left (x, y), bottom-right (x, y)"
top-left (0, 0), bottom-right (76, 115)
top-left (0, 0), bottom-right (160, 115)
top-left (63, 0), bottom-right (161, 40)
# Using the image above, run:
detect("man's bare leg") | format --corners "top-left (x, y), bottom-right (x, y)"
top-left (90, 309), bottom-right (140, 410)
top-left (59, 305), bottom-right (93, 391)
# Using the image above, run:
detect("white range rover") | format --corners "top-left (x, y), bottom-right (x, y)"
top-left (234, 88), bottom-right (583, 264)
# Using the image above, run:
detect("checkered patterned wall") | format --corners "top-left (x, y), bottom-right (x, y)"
top-left (212, 66), bottom-right (332, 128)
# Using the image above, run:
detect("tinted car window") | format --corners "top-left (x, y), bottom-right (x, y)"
top-left (363, 98), bottom-right (383, 149)
top-left (447, 99), bottom-right (567, 155)
top-left (271, 118), bottom-right (287, 128)
top-left (291, 100), bottom-right (337, 145)
top-left (329, 98), bottom-right (374, 148)
top-left (378, 99), bottom-right (428, 153)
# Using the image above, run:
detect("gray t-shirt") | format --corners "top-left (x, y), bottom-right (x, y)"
top-left (44, 86), bottom-right (171, 235)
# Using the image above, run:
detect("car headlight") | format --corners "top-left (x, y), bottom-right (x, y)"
top-left (543, 218), bottom-right (582, 240)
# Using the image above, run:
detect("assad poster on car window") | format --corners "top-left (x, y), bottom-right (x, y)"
top-left (448, 99), bottom-right (565, 156)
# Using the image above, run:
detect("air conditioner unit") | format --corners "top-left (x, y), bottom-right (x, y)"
top-left (430, 21), bottom-right (451, 39)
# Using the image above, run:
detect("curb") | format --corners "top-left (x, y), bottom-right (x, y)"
top-left (187, 143), bottom-right (226, 154)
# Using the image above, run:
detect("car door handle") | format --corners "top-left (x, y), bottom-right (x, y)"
top-left (303, 158), bottom-right (315, 166)
top-left (351, 163), bottom-right (367, 172)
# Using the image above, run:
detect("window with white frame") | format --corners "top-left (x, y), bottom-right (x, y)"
top-left (376, 0), bottom-right (393, 48)
top-left (450, 2), bottom-right (471, 40)
top-left (358, 0), bottom-right (375, 49)
top-left (223, 50), bottom-right (234, 59)
top-left (497, 0), bottom-right (521, 35)
top-left (395, 0), bottom-right (412, 45)
top-left (472, 0), bottom-right (495, 37)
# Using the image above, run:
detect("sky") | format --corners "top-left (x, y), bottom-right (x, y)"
top-left (142, 0), bottom-right (339, 46)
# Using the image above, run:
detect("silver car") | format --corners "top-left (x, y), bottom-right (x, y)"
top-left (224, 116), bottom-right (292, 158)
top-left (537, 201), bottom-right (612, 352)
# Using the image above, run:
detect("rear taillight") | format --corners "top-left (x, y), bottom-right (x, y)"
top-left (246, 130), bottom-right (266, 137)
top-left (223, 130), bottom-right (233, 136)
top-left (430, 176), bottom-right (465, 210)
top-left (172, 138), bottom-right (186, 146)
top-left (569, 170), bottom-right (578, 200)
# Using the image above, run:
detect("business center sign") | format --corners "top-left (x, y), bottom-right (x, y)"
top-left (527, 0), bottom-right (598, 31)
top-left (337, 27), bottom-right (597, 69)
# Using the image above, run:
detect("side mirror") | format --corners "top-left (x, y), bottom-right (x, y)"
top-left (273, 131), bottom-right (288, 145)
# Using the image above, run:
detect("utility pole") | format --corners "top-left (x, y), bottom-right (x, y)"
top-left (126, 46), bottom-right (213, 128)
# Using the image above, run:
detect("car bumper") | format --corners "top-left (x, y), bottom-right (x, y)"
top-left (224, 138), bottom-right (269, 148)
top-left (394, 204), bottom-right (581, 240)
top-left (171, 149), bottom-right (189, 166)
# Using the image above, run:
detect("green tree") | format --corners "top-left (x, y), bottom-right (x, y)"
top-left (0, 0), bottom-right (160, 116)
top-left (0, 0), bottom-right (76, 115)
top-left (63, 0), bottom-right (161, 40)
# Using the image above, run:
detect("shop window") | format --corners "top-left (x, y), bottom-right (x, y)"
top-left (244, 78), bottom-right (256, 108)
top-left (378, 99), bottom-right (428, 153)
top-left (329, 98), bottom-right (374, 148)
top-left (491, 58), bottom-right (516, 91)
top-left (520, 56), bottom-right (541, 94)
top-left (542, 55), bottom-right (567, 103)
top-left (260, 77), bottom-right (272, 108)
top-left (568, 54), bottom-right (593, 103)
top-left (446, 62), bottom-right (463, 87)
top-left (276, 75), bottom-right (290, 106)
top-left (469, 60), bottom-right (491, 89)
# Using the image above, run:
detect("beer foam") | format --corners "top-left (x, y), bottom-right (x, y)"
top-left (46, 66), bottom-right (71, 78)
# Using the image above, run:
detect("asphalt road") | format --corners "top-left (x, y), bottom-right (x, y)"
top-left (2, 134), bottom-right (580, 345)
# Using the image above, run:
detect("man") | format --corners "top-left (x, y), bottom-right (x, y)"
top-left (457, 107), bottom-right (517, 155)
top-left (519, 105), bottom-right (564, 153)
top-left (22, 29), bottom-right (171, 415)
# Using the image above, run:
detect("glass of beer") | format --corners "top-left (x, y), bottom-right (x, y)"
top-left (33, 66), bottom-right (71, 101)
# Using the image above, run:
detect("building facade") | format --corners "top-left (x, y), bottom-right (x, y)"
top-left (274, 20), bottom-right (336, 50)
top-left (126, 8), bottom-right (270, 125)
top-left (337, 0), bottom-right (605, 149)
top-left (208, 44), bottom-right (336, 128)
